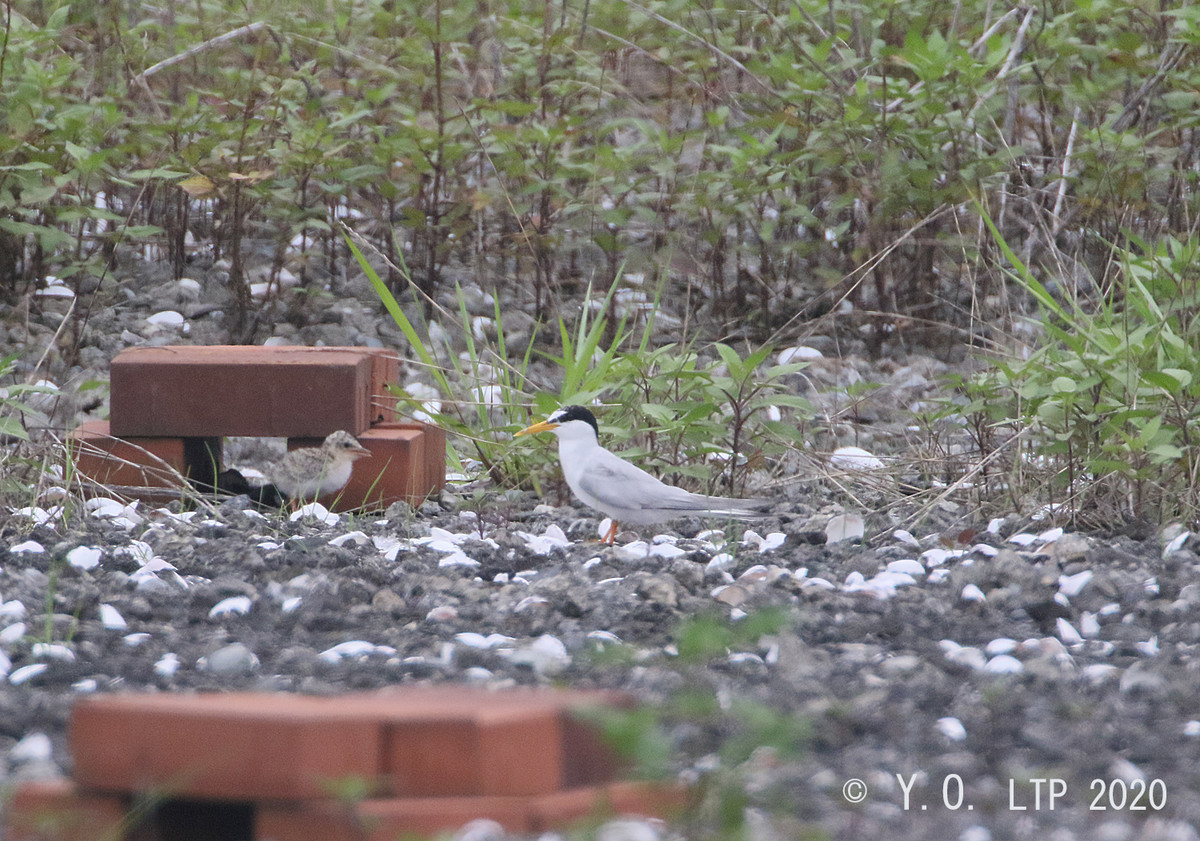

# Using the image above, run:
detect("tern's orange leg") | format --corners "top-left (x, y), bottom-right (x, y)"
top-left (602, 520), bottom-right (620, 545)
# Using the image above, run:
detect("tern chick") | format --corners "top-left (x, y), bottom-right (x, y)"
top-left (269, 430), bottom-right (371, 502)
top-left (516, 405), bottom-right (768, 544)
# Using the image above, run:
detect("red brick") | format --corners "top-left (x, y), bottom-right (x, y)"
top-left (303, 688), bottom-right (561, 797)
top-left (384, 421), bottom-right (447, 500)
top-left (288, 688), bottom-right (622, 794)
top-left (561, 699), bottom-right (631, 788)
top-left (359, 348), bottom-right (401, 425)
top-left (70, 693), bottom-right (385, 801)
top-left (384, 702), bottom-right (563, 797)
top-left (606, 780), bottom-right (689, 819)
top-left (254, 801), bottom-right (364, 841)
top-left (343, 687), bottom-right (620, 796)
top-left (296, 347), bottom-right (402, 425)
top-left (67, 687), bottom-right (633, 817)
top-left (109, 346), bottom-right (375, 437)
top-left (5, 778), bottom-right (132, 841)
top-left (69, 420), bottom-right (191, 491)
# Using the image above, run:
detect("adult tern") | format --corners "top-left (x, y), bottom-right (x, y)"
top-left (516, 405), bottom-right (768, 544)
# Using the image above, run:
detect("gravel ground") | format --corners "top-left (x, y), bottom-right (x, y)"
top-left (3, 494), bottom-right (1200, 841)
top-left (3, 253), bottom-right (1200, 841)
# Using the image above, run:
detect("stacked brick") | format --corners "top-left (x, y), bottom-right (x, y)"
top-left (69, 346), bottom-right (445, 510)
top-left (5, 688), bottom-right (684, 840)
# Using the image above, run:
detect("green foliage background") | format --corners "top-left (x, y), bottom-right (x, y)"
top-left (6, 0), bottom-right (1200, 333)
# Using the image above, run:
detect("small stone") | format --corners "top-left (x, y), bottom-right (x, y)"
top-left (9, 732), bottom-right (53, 764)
top-left (596, 819), bottom-right (661, 841)
top-left (373, 588), bottom-right (407, 614)
top-left (66, 546), bottom-right (102, 570)
top-left (453, 819), bottom-right (506, 841)
top-left (200, 642), bottom-right (259, 675)
top-left (1119, 662), bottom-right (1166, 695)
top-left (506, 634), bottom-right (570, 676)
top-left (634, 575), bottom-right (679, 609)
top-left (936, 716), bottom-right (967, 742)
top-left (1051, 533), bottom-right (1091, 563)
top-left (984, 654), bottom-right (1023, 674)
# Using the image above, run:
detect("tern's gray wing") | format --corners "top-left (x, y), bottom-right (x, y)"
top-left (575, 451), bottom-right (675, 508)
top-left (577, 449), bottom-right (760, 516)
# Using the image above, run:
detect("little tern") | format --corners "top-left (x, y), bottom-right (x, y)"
top-left (516, 405), bottom-right (768, 544)
top-left (269, 430), bottom-right (372, 502)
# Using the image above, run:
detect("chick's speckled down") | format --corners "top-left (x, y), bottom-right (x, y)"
top-left (269, 430), bottom-right (371, 500)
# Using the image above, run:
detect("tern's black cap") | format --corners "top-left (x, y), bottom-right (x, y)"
top-left (552, 405), bottom-right (600, 436)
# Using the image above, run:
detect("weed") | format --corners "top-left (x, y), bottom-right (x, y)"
top-left (0, 354), bottom-right (61, 526)
top-left (958, 223), bottom-right (1200, 528)
top-left (586, 607), bottom-right (809, 840)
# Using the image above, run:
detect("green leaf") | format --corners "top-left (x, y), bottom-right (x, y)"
top-left (63, 141), bottom-right (91, 163)
top-left (126, 168), bottom-right (190, 180)
top-left (1051, 377), bottom-right (1077, 394)
top-left (45, 4), bottom-right (70, 30)
top-left (1150, 444), bottom-right (1184, 461)
top-left (713, 343), bottom-right (744, 374)
top-left (0, 416), bottom-right (30, 441)
top-left (1162, 368), bottom-right (1192, 389)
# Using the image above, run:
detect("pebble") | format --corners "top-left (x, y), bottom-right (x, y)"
top-left (983, 655), bottom-right (1023, 674)
top-left (936, 716), bottom-right (967, 741)
top-left (960, 584), bottom-right (986, 602)
top-left (1, 621), bottom-right (27, 645)
top-left (596, 819), bottom-right (661, 841)
top-left (830, 446), bottom-right (885, 470)
top-left (200, 643), bottom-right (260, 674)
top-left (706, 553), bottom-right (736, 574)
top-left (9, 732), bottom-right (53, 764)
top-left (31, 643), bottom-right (75, 662)
top-left (66, 545), bottom-right (102, 569)
top-left (1058, 569), bottom-right (1093, 598)
top-left (373, 589), bottom-right (407, 614)
top-left (209, 596), bottom-right (253, 618)
top-left (504, 634), bottom-right (570, 676)
top-left (155, 653), bottom-right (181, 677)
top-left (457, 632), bottom-right (517, 650)
top-left (9, 663), bottom-right (49, 685)
top-left (713, 584), bottom-right (749, 606)
top-left (319, 641), bottom-right (396, 662)
top-left (146, 309), bottom-right (185, 327)
top-left (886, 558), bottom-right (925, 576)
top-left (1057, 618), bottom-right (1084, 645)
top-left (825, 513), bottom-right (865, 543)
top-left (453, 819), bottom-right (507, 841)
top-left (98, 604), bottom-right (127, 629)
